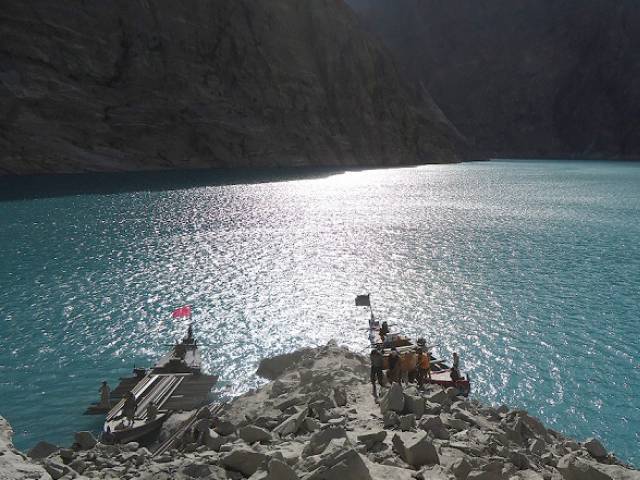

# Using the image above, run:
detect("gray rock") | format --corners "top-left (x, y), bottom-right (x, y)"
top-left (357, 430), bottom-right (387, 449)
top-left (404, 393), bottom-right (425, 417)
top-left (383, 411), bottom-right (400, 428)
top-left (274, 394), bottom-right (309, 411)
top-left (303, 427), bottom-right (348, 457)
top-left (424, 401), bottom-right (443, 415)
top-left (43, 459), bottom-right (69, 480)
top-left (556, 453), bottom-right (612, 480)
top-left (584, 438), bottom-right (608, 459)
top-left (239, 425), bottom-right (272, 444)
top-left (529, 438), bottom-right (546, 456)
top-left (74, 431), bottom-right (97, 450)
top-left (69, 459), bottom-right (87, 474)
top-left (222, 448), bottom-right (269, 476)
top-left (428, 390), bottom-right (449, 405)
top-left (273, 407), bottom-right (308, 436)
top-left (27, 441), bottom-right (60, 459)
top-left (305, 417), bottom-right (322, 432)
top-left (466, 470), bottom-right (503, 480)
top-left (249, 458), bottom-right (300, 480)
top-left (419, 415), bottom-right (450, 440)
top-left (380, 383), bottom-right (405, 413)
top-left (214, 419), bottom-right (237, 436)
top-left (333, 387), bottom-right (348, 407)
top-left (392, 431), bottom-right (439, 467)
top-left (306, 447), bottom-right (373, 480)
top-left (510, 451), bottom-right (531, 470)
top-left (58, 448), bottom-right (74, 463)
top-left (205, 430), bottom-right (225, 451)
top-left (399, 414), bottom-right (416, 431)
top-left (450, 457), bottom-right (473, 479)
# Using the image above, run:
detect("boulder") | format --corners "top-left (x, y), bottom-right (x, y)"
top-left (306, 447), bottom-right (373, 480)
top-left (383, 411), bottom-right (400, 428)
top-left (305, 417), bottom-right (322, 432)
top-left (556, 453), bottom-right (611, 480)
top-left (27, 441), bottom-right (60, 459)
top-left (333, 387), bottom-right (348, 407)
top-left (584, 438), bottom-right (607, 459)
top-left (273, 407), bottom-right (308, 436)
top-left (249, 458), bottom-right (300, 480)
top-left (205, 430), bottom-right (226, 451)
top-left (399, 414), bottom-right (416, 431)
top-left (445, 387), bottom-right (460, 399)
top-left (466, 471), bottom-right (503, 480)
top-left (274, 394), bottom-right (309, 411)
top-left (68, 459), bottom-right (87, 474)
top-left (428, 390), bottom-right (449, 405)
top-left (392, 431), bottom-right (439, 467)
top-left (529, 438), bottom-right (546, 456)
top-left (239, 425), bottom-right (272, 444)
top-left (510, 451), bottom-right (531, 470)
top-left (424, 401), bottom-right (442, 415)
top-left (213, 419), bottom-right (237, 436)
top-left (514, 471), bottom-right (545, 480)
top-left (419, 415), bottom-right (450, 440)
top-left (357, 430), bottom-right (387, 449)
top-left (450, 457), bottom-right (473, 479)
top-left (404, 393), bottom-right (425, 417)
top-left (180, 463), bottom-right (218, 478)
top-left (380, 383), bottom-right (405, 413)
top-left (303, 427), bottom-right (348, 457)
top-left (256, 348), bottom-right (314, 380)
top-left (222, 448), bottom-right (269, 476)
top-left (74, 431), bottom-right (98, 450)
top-left (43, 459), bottom-right (69, 480)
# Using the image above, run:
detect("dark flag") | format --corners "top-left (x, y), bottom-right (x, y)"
top-left (355, 294), bottom-right (370, 307)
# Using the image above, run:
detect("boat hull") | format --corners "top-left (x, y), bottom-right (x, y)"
top-left (103, 413), bottom-right (169, 445)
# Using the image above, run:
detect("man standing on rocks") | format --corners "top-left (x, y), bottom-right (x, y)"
top-left (370, 344), bottom-right (385, 397)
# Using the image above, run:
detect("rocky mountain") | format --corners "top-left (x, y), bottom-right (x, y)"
top-left (0, 1), bottom-right (460, 175)
top-left (348, 0), bottom-right (640, 159)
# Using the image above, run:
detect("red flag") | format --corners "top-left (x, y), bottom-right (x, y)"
top-left (172, 305), bottom-right (192, 318)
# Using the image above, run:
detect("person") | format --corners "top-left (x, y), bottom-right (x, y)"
top-left (416, 347), bottom-right (431, 389)
top-left (101, 426), bottom-right (116, 445)
top-left (370, 344), bottom-right (385, 397)
top-left (379, 321), bottom-right (390, 341)
top-left (146, 401), bottom-right (158, 422)
top-left (388, 347), bottom-right (401, 384)
top-left (451, 352), bottom-right (461, 382)
top-left (122, 392), bottom-right (137, 426)
top-left (174, 342), bottom-right (187, 359)
top-left (98, 381), bottom-right (111, 409)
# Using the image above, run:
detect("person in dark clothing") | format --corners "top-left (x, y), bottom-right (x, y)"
top-left (379, 321), bottom-right (390, 340)
top-left (370, 345), bottom-right (385, 397)
top-left (388, 347), bottom-right (401, 384)
top-left (122, 392), bottom-right (137, 426)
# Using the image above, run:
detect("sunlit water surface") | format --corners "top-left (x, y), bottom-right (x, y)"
top-left (0, 160), bottom-right (638, 464)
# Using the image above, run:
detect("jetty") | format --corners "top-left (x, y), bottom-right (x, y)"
top-left (86, 322), bottom-right (217, 444)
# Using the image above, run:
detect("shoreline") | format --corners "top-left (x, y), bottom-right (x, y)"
top-left (2, 341), bottom-right (637, 479)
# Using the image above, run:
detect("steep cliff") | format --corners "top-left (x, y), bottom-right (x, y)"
top-left (0, 0), bottom-right (459, 175)
top-left (348, 0), bottom-right (640, 159)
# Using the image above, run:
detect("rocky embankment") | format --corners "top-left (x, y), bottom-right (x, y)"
top-left (2, 342), bottom-right (638, 480)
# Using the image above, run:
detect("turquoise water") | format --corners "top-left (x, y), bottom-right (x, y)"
top-left (0, 160), bottom-right (638, 464)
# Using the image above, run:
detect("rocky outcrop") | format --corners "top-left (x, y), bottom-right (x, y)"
top-left (4, 342), bottom-right (638, 480)
top-left (0, 416), bottom-right (51, 479)
top-left (348, 0), bottom-right (640, 159)
top-left (0, 0), bottom-right (459, 175)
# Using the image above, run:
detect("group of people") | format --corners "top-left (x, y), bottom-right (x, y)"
top-left (369, 331), bottom-right (461, 397)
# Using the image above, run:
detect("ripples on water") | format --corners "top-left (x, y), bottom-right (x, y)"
top-left (0, 160), bottom-right (638, 464)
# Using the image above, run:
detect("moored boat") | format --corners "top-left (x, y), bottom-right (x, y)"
top-left (98, 319), bottom-right (217, 445)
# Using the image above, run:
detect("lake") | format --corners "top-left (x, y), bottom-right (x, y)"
top-left (0, 160), bottom-right (638, 464)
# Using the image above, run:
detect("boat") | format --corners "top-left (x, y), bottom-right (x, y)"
top-left (97, 324), bottom-right (218, 444)
top-left (359, 294), bottom-right (472, 395)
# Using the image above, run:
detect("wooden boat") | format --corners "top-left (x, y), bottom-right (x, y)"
top-left (366, 308), bottom-right (471, 396)
top-left (99, 326), bottom-right (218, 444)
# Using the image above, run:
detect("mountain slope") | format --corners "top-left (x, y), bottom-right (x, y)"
top-left (0, 0), bottom-right (459, 175)
top-left (348, 0), bottom-right (640, 159)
